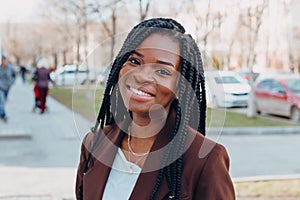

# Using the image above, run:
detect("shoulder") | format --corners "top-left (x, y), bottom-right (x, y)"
top-left (184, 128), bottom-right (235, 199)
top-left (183, 127), bottom-right (230, 173)
top-left (82, 123), bottom-right (120, 148)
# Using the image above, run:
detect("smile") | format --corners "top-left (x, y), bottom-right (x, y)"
top-left (129, 86), bottom-right (153, 97)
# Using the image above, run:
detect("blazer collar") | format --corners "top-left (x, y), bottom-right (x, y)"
top-left (84, 108), bottom-right (176, 199)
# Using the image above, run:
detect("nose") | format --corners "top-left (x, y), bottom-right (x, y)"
top-left (133, 64), bottom-right (155, 84)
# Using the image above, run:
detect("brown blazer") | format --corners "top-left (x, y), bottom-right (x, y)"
top-left (75, 110), bottom-right (236, 200)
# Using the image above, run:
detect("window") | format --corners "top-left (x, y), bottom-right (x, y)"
top-left (214, 76), bottom-right (240, 84)
top-left (257, 79), bottom-right (272, 90)
top-left (271, 80), bottom-right (285, 94)
top-left (286, 79), bottom-right (300, 93)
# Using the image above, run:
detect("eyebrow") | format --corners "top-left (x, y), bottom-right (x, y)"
top-left (132, 50), bottom-right (175, 67)
top-left (132, 50), bottom-right (144, 58)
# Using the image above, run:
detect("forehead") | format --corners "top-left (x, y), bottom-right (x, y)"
top-left (136, 33), bottom-right (180, 57)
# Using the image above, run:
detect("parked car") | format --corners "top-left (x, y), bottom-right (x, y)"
top-left (205, 70), bottom-right (251, 108)
top-left (50, 65), bottom-right (96, 86)
top-left (254, 74), bottom-right (300, 122)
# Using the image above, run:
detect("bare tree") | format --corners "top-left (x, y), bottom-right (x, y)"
top-left (44, 0), bottom-right (92, 65)
top-left (282, 0), bottom-right (296, 72)
top-left (240, 1), bottom-right (268, 69)
top-left (188, 0), bottom-right (227, 68)
top-left (42, 0), bottom-right (94, 89)
top-left (88, 0), bottom-right (125, 61)
top-left (139, 0), bottom-right (151, 21)
top-left (178, 0), bottom-right (226, 51)
top-left (239, 0), bottom-right (268, 117)
top-left (2, 22), bottom-right (56, 67)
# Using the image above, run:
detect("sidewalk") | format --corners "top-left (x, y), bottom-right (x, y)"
top-left (0, 166), bottom-right (76, 200)
top-left (0, 78), bottom-right (92, 199)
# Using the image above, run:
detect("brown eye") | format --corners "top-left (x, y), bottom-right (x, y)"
top-left (156, 69), bottom-right (171, 76)
top-left (128, 57), bottom-right (141, 65)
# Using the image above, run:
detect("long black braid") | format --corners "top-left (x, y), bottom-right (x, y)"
top-left (79, 18), bottom-right (206, 200)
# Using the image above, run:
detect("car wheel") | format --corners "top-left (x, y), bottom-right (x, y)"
top-left (290, 106), bottom-right (300, 122)
top-left (255, 103), bottom-right (260, 114)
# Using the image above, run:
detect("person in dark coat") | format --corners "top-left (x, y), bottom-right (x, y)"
top-left (33, 58), bottom-right (52, 114)
top-left (76, 18), bottom-right (235, 200)
top-left (20, 65), bottom-right (27, 83)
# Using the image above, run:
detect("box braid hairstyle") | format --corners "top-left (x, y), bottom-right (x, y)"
top-left (79, 18), bottom-right (206, 200)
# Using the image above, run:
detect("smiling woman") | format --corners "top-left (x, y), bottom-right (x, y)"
top-left (75, 18), bottom-right (235, 200)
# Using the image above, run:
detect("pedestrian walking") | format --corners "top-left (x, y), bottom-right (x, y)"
top-left (32, 58), bottom-right (52, 114)
top-left (0, 55), bottom-right (16, 122)
top-left (75, 18), bottom-right (235, 199)
top-left (20, 65), bottom-right (27, 83)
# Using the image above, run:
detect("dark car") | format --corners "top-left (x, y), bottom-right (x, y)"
top-left (254, 74), bottom-right (300, 122)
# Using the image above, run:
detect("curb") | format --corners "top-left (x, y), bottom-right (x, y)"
top-left (208, 126), bottom-right (300, 135)
top-left (0, 129), bottom-right (32, 140)
top-left (233, 174), bottom-right (300, 183)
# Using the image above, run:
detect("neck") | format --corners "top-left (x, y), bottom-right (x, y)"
top-left (128, 126), bottom-right (156, 154)
top-left (130, 117), bottom-right (166, 139)
top-left (130, 106), bottom-right (168, 138)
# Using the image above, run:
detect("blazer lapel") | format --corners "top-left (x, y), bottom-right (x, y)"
top-left (83, 124), bottom-right (125, 199)
top-left (129, 109), bottom-right (176, 199)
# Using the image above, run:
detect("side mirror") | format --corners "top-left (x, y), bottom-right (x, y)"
top-left (277, 89), bottom-right (286, 95)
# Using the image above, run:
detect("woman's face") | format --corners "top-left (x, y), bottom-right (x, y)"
top-left (119, 33), bottom-right (181, 116)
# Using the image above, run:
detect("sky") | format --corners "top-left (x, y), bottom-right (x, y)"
top-left (0, 0), bottom-right (41, 23)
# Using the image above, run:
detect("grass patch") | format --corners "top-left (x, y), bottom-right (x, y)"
top-left (207, 108), bottom-right (299, 127)
top-left (49, 86), bottom-right (104, 122)
top-left (235, 179), bottom-right (300, 199)
top-left (49, 86), bottom-right (299, 127)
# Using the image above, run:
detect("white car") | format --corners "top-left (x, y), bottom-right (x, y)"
top-left (205, 70), bottom-right (251, 108)
top-left (51, 65), bottom-right (96, 86)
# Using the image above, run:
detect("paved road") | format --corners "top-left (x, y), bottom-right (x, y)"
top-left (218, 134), bottom-right (300, 178)
top-left (1, 78), bottom-right (300, 199)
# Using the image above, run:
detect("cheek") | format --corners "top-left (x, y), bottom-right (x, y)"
top-left (158, 81), bottom-right (178, 100)
top-left (119, 66), bottom-right (128, 78)
top-left (159, 76), bottom-right (180, 95)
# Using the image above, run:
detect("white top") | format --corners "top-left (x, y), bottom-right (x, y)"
top-left (103, 148), bottom-right (142, 200)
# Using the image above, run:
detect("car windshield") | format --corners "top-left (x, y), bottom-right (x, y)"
top-left (286, 79), bottom-right (300, 93)
top-left (214, 76), bottom-right (241, 84)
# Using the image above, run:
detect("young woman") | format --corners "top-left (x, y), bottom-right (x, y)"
top-left (76, 18), bottom-right (235, 200)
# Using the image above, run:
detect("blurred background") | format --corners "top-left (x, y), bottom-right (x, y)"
top-left (1, 0), bottom-right (299, 74)
top-left (1, 0), bottom-right (300, 199)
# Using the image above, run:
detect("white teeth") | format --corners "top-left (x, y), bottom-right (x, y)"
top-left (130, 87), bottom-right (152, 97)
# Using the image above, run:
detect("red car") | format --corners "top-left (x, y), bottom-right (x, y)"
top-left (254, 74), bottom-right (300, 122)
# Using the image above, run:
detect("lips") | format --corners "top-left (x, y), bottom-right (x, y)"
top-left (128, 86), bottom-right (155, 97)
